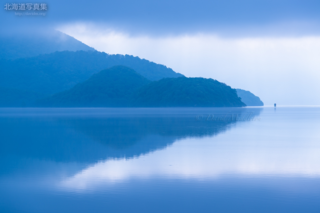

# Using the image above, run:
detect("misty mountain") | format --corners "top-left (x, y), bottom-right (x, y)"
top-left (0, 51), bottom-right (184, 96)
top-left (0, 30), bottom-right (95, 60)
top-left (39, 66), bottom-right (151, 107)
top-left (38, 66), bottom-right (245, 107)
top-left (0, 87), bottom-right (45, 107)
top-left (134, 77), bottom-right (246, 107)
top-left (236, 89), bottom-right (264, 106)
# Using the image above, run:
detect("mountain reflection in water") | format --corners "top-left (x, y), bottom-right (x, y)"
top-left (0, 108), bottom-right (261, 163)
top-left (2, 107), bottom-right (320, 213)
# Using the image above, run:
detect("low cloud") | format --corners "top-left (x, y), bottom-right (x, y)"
top-left (59, 24), bottom-right (320, 105)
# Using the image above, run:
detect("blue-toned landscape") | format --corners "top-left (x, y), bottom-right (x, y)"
top-left (1, 0), bottom-right (320, 212)
top-left (1, 107), bottom-right (320, 213)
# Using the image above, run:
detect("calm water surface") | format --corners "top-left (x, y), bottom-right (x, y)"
top-left (1, 107), bottom-right (320, 213)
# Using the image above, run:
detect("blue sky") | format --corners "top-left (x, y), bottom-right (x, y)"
top-left (2, 0), bottom-right (320, 105)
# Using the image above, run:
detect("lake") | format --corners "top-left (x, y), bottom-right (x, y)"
top-left (1, 107), bottom-right (320, 213)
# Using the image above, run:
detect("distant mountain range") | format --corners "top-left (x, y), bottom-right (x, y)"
top-left (132, 76), bottom-right (245, 107)
top-left (0, 30), bottom-right (95, 60)
top-left (39, 66), bottom-right (150, 107)
top-left (0, 87), bottom-right (44, 107)
top-left (0, 51), bottom-right (183, 96)
top-left (39, 66), bottom-right (245, 107)
top-left (0, 30), bottom-right (263, 107)
top-left (236, 89), bottom-right (264, 106)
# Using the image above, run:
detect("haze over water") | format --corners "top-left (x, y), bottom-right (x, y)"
top-left (1, 107), bottom-right (320, 213)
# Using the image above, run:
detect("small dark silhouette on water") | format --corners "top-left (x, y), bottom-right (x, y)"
top-left (274, 103), bottom-right (277, 107)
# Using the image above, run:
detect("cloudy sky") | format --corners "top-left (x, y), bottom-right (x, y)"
top-left (2, 0), bottom-right (320, 105)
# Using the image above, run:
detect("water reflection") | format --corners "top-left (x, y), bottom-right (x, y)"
top-left (0, 108), bottom-right (261, 163)
top-left (56, 107), bottom-right (320, 191)
top-left (2, 107), bottom-right (320, 213)
top-left (0, 108), bottom-right (262, 188)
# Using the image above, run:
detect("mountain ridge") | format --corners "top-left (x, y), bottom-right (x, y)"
top-left (236, 89), bottom-right (264, 106)
top-left (0, 51), bottom-right (184, 96)
top-left (39, 66), bottom-right (151, 107)
top-left (38, 66), bottom-right (245, 107)
top-left (0, 30), bottom-right (95, 60)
